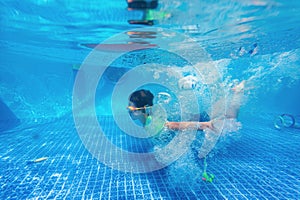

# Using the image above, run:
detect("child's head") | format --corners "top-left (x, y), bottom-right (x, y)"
top-left (128, 89), bottom-right (154, 112)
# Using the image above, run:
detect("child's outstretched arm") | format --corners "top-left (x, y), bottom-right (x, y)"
top-left (165, 121), bottom-right (213, 131)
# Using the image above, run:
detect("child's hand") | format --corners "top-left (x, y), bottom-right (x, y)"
top-left (204, 120), bottom-right (217, 132)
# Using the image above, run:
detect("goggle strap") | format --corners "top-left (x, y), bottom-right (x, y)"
top-left (127, 105), bottom-right (152, 111)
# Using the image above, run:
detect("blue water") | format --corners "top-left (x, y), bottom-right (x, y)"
top-left (1, 0), bottom-right (300, 199)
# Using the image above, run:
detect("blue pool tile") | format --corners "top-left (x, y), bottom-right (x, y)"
top-left (1, 116), bottom-right (300, 199)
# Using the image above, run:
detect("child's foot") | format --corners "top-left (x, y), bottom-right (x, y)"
top-left (232, 80), bottom-right (245, 93)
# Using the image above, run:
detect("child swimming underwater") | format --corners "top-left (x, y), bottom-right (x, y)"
top-left (127, 81), bottom-right (245, 134)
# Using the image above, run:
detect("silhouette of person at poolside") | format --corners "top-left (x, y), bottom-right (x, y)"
top-left (127, 81), bottom-right (246, 133)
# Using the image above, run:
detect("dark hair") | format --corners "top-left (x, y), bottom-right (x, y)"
top-left (129, 89), bottom-right (154, 108)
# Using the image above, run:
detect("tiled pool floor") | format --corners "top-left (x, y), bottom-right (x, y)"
top-left (1, 115), bottom-right (299, 199)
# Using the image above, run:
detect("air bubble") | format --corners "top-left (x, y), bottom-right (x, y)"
top-left (157, 92), bottom-right (172, 104)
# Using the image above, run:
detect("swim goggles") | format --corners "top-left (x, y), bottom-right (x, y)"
top-left (127, 105), bottom-right (152, 112)
top-left (274, 114), bottom-right (299, 130)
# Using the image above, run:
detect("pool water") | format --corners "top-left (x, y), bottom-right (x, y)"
top-left (1, 0), bottom-right (300, 199)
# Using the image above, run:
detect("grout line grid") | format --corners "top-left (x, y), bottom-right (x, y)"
top-left (0, 115), bottom-right (299, 199)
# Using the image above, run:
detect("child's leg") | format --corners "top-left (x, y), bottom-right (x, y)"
top-left (210, 80), bottom-right (245, 119)
top-left (225, 80), bottom-right (245, 119)
top-left (198, 81), bottom-right (245, 159)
